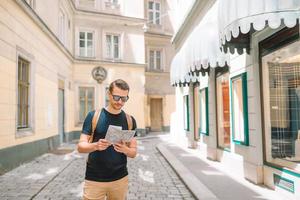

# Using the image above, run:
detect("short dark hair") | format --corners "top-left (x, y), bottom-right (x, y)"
top-left (109, 79), bottom-right (130, 93)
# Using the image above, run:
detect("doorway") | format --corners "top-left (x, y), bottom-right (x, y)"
top-left (58, 88), bottom-right (65, 144)
top-left (150, 98), bottom-right (163, 132)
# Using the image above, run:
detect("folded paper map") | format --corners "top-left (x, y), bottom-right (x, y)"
top-left (105, 125), bottom-right (136, 144)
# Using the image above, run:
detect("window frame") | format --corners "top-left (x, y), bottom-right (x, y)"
top-left (78, 30), bottom-right (95, 58)
top-left (199, 87), bottom-right (209, 136)
top-left (78, 86), bottom-right (95, 123)
top-left (148, 48), bottom-right (163, 71)
top-left (148, 0), bottom-right (161, 25)
top-left (184, 95), bottom-right (190, 131)
top-left (230, 72), bottom-right (249, 146)
top-left (105, 33), bottom-right (121, 60)
top-left (259, 25), bottom-right (300, 173)
top-left (215, 66), bottom-right (231, 150)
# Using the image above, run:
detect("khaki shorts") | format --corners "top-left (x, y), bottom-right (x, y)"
top-left (83, 176), bottom-right (128, 200)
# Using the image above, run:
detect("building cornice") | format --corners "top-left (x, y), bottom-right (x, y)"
top-left (172, 0), bottom-right (216, 50)
top-left (69, 0), bottom-right (145, 24)
top-left (74, 58), bottom-right (146, 68)
top-left (15, 0), bottom-right (74, 61)
top-left (145, 32), bottom-right (173, 39)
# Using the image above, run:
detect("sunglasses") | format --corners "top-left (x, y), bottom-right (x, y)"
top-left (111, 94), bottom-right (129, 102)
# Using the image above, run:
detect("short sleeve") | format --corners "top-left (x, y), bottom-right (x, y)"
top-left (81, 111), bottom-right (94, 135)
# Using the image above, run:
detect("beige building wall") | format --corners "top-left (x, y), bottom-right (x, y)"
top-left (72, 63), bottom-right (145, 131)
top-left (0, 0), bottom-right (73, 149)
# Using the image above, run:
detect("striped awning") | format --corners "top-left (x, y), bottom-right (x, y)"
top-left (170, 1), bottom-right (229, 86)
top-left (219, 0), bottom-right (300, 53)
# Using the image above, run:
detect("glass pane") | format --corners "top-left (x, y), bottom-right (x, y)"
top-left (87, 48), bottom-right (93, 57)
top-left (149, 12), bottom-right (153, 22)
top-left (114, 44), bottom-right (119, 58)
top-left (155, 12), bottom-right (160, 24)
top-left (80, 40), bottom-right (85, 47)
top-left (79, 100), bottom-right (85, 122)
top-left (148, 1), bottom-right (153, 9)
top-left (263, 46), bottom-right (300, 162)
top-left (106, 35), bottom-right (112, 57)
top-left (199, 89), bottom-right (206, 133)
top-left (79, 48), bottom-right (85, 56)
top-left (113, 36), bottom-right (119, 44)
top-left (87, 88), bottom-right (94, 99)
top-left (155, 3), bottom-right (160, 10)
top-left (87, 41), bottom-right (93, 48)
top-left (79, 32), bottom-right (85, 39)
top-left (232, 78), bottom-right (244, 141)
top-left (87, 32), bottom-right (93, 40)
top-left (216, 73), bottom-right (230, 148)
top-left (156, 51), bottom-right (161, 69)
top-left (149, 51), bottom-right (154, 69)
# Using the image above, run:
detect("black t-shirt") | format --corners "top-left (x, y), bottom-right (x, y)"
top-left (81, 108), bottom-right (137, 182)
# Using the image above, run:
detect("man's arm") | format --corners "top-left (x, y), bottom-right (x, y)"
top-left (77, 134), bottom-right (111, 153)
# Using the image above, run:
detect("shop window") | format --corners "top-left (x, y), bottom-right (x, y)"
top-left (230, 73), bottom-right (249, 145)
top-left (216, 69), bottom-right (230, 149)
top-left (199, 88), bottom-right (209, 135)
top-left (79, 87), bottom-right (95, 122)
top-left (260, 25), bottom-right (300, 169)
top-left (183, 95), bottom-right (190, 131)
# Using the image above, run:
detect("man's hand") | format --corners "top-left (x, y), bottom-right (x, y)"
top-left (113, 141), bottom-right (129, 154)
top-left (96, 139), bottom-right (111, 151)
top-left (113, 138), bottom-right (137, 158)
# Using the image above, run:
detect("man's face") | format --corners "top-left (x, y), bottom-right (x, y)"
top-left (108, 87), bottom-right (129, 110)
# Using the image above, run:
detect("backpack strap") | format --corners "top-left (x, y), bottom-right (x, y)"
top-left (88, 109), bottom-right (101, 143)
top-left (125, 113), bottom-right (133, 130)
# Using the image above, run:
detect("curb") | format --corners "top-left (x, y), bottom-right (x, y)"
top-left (156, 143), bottom-right (219, 200)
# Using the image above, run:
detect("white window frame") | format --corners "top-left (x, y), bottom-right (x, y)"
top-left (148, 48), bottom-right (163, 71)
top-left (78, 29), bottom-right (95, 58)
top-left (148, 0), bottom-right (161, 25)
top-left (103, 31), bottom-right (123, 60)
top-left (58, 8), bottom-right (67, 46)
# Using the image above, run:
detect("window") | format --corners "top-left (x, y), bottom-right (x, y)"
top-left (79, 31), bottom-right (94, 57)
top-left (230, 73), bottom-right (249, 145)
top-left (79, 87), bottom-right (95, 122)
top-left (261, 29), bottom-right (300, 166)
top-left (149, 50), bottom-right (162, 70)
top-left (79, 0), bottom-right (95, 8)
top-left (58, 9), bottom-right (66, 45)
top-left (199, 88), bottom-right (209, 135)
top-left (148, 1), bottom-right (161, 25)
top-left (183, 95), bottom-right (190, 131)
top-left (105, 0), bottom-right (120, 9)
top-left (106, 34), bottom-right (120, 59)
top-left (18, 57), bottom-right (30, 129)
top-left (216, 70), bottom-right (231, 149)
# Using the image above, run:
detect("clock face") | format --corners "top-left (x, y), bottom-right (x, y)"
top-left (92, 66), bottom-right (107, 83)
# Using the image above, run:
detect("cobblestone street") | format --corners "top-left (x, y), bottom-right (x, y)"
top-left (0, 133), bottom-right (195, 200)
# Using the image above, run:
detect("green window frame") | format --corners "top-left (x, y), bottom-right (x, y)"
top-left (199, 88), bottom-right (209, 135)
top-left (230, 72), bottom-right (249, 146)
top-left (184, 95), bottom-right (190, 131)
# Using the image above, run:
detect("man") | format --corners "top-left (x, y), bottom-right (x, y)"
top-left (78, 79), bottom-right (137, 200)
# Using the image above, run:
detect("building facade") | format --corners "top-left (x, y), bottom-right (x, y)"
top-left (170, 0), bottom-right (300, 199)
top-left (0, 0), bottom-right (175, 174)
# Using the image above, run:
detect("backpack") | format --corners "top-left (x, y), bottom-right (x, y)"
top-left (88, 109), bottom-right (133, 143)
